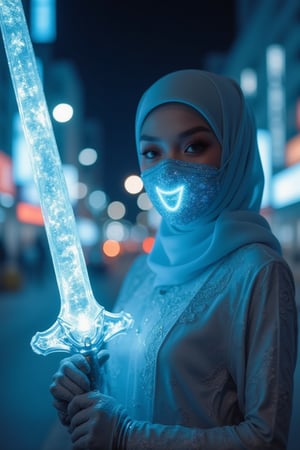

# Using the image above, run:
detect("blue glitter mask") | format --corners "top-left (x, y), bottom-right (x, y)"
top-left (142, 159), bottom-right (221, 227)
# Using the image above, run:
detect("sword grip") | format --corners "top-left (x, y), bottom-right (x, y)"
top-left (85, 351), bottom-right (101, 391)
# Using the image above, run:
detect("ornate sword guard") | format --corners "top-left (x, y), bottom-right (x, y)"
top-left (31, 295), bottom-right (133, 356)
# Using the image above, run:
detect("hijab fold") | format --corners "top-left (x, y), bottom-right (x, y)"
top-left (135, 70), bottom-right (281, 286)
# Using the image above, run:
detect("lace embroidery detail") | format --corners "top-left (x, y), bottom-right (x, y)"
top-left (110, 252), bottom-right (243, 421)
top-left (140, 283), bottom-right (203, 416)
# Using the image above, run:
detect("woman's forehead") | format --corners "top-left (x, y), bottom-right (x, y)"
top-left (139, 103), bottom-right (216, 148)
top-left (140, 103), bottom-right (213, 135)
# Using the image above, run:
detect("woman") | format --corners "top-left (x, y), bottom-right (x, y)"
top-left (49, 69), bottom-right (298, 449)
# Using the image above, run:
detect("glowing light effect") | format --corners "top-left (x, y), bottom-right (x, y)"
top-left (78, 148), bottom-right (98, 166)
top-left (272, 162), bottom-right (300, 208)
top-left (88, 190), bottom-right (107, 212)
top-left (0, 150), bottom-right (15, 196)
top-left (142, 236), bottom-right (155, 253)
top-left (30, 0), bottom-right (56, 43)
top-left (77, 313), bottom-right (92, 333)
top-left (105, 220), bottom-right (127, 242)
top-left (107, 201), bottom-right (126, 220)
top-left (52, 103), bottom-right (74, 123)
top-left (266, 44), bottom-right (286, 169)
top-left (155, 185), bottom-right (184, 211)
top-left (257, 129), bottom-right (272, 209)
top-left (137, 192), bottom-right (152, 210)
top-left (240, 68), bottom-right (257, 97)
top-left (77, 217), bottom-right (99, 247)
top-left (16, 201), bottom-right (44, 225)
top-left (0, 192), bottom-right (14, 208)
top-left (124, 175), bottom-right (143, 194)
top-left (0, 0), bottom-right (133, 355)
top-left (103, 239), bottom-right (121, 257)
top-left (75, 182), bottom-right (88, 200)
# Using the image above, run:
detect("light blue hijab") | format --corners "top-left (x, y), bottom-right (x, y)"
top-left (135, 69), bottom-right (281, 286)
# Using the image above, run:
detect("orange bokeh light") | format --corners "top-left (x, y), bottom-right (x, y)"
top-left (102, 239), bottom-right (121, 257)
top-left (16, 202), bottom-right (44, 226)
top-left (142, 236), bottom-right (155, 254)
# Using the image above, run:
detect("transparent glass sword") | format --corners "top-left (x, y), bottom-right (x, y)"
top-left (0, 0), bottom-right (133, 357)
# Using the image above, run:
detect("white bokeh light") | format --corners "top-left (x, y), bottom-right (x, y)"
top-left (104, 220), bottom-right (129, 242)
top-left (137, 192), bottom-right (153, 210)
top-left (240, 68), bottom-right (257, 97)
top-left (77, 217), bottom-right (99, 246)
top-left (0, 193), bottom-right (14, 208)
top-left (88, 190), bottom-right (107, 212)
top-left (107, 201), bottom-right (126, 220)
top-left (124, 175), bottom-right (143, 194)
top-left (78, 148), bottom-right (98, 166)
top-left (52, 103), bottom-right (74, 123)
top-left (75, 182), bottom-right (88, 200)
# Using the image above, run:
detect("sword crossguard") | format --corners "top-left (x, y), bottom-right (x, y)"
top-left (30, 304), bottom-right (134, 356)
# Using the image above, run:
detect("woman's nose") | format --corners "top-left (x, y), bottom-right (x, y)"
top-left (163, 147), bottom-right (181, 161)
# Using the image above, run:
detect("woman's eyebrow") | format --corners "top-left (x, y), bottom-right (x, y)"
top-left (140, 126), bottom-right (212, 142)
top-left (179, 126), bottom-right (212, 139)
top-left (139, 134), bottom-right (162, 143)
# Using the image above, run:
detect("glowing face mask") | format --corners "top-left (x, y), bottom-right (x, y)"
top-left (142, 159), bottom-right (221, 226)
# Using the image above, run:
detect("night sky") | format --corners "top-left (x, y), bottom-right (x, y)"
top-left (53, 0), bottom-right (236, 216)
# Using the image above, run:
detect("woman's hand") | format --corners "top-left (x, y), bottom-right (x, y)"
top-left (50, 350), bottom-right (109, 426)
top-left (68, 392), bottom-right (129, 450)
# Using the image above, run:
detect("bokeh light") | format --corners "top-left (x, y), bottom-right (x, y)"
top-left (75, 182), bottom-right (88, 200)
top-left (124, 175), bottom-right (143, 194)
top-left (104, 220), bottom-right (128, 242)
top-left (88, 190), bottom-right (107, 212)
top-left (78, 148), bottom-right (98, 166)
top-left (142, 236), bottom-right (155, 253)
top-left (77, 217), bottom-right (99, 246)
top-left (137, 192), bottom-right (152, 210)
top-left (102, 239), bottom-right (121, 257)
top-left (52, 103), bottom-right (73, 123)
top-left (107, 201), bottom-right (126, 220)
top-left (0, 192), bottom-right (14, 208)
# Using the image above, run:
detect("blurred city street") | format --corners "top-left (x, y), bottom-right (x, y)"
top-left (0, 259), bottom-right (299, 450)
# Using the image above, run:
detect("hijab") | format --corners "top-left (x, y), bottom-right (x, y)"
top-left (135, 69), bottom-right (281, 286)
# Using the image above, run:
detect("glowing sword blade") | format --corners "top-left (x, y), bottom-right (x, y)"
top-left (0, 0), bottom-right (133, 356)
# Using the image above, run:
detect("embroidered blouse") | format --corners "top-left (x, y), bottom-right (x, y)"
top-left (104, 243), bottom-right (298, 449)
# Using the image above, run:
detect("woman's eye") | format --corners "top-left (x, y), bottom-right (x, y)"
top-left (184, 142), bottom-right (207, 154)
top-left (141, 148), bottom-right (159, 160)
